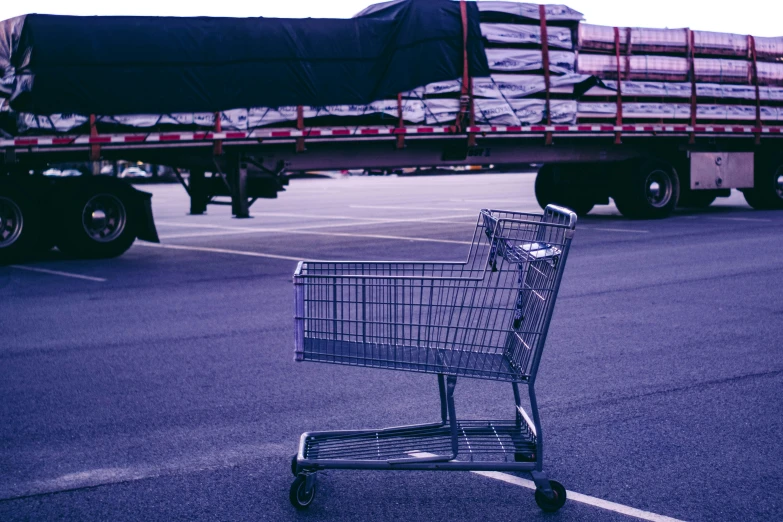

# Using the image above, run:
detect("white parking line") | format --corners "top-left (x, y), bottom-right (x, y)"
top-left (157, 213), bottom-right (476, 235)
top-left (137, 242), bottom-right (303, 261)
top-left (582, 227), bottom-right (649, 234)
top-left (10, 265), bottom-right (107, 282)
top-left (409, 452), bottom-right (684, 522)
top-left (449, 198), bottom-right (537, 206)
top-left (160, 228), bottom-right (472, 245)
top-left (156, 213), bottom-right (475, 232)
top-left (472, 470), bottom-right (684, 522)
top-left (706, 216), bottom-right (771, 222)
top-left (349, 205), bottom-right (473, 211)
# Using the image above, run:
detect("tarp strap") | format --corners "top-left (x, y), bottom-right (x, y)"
top-left (688, 29), bottom-right (697, 144)
top-left (749, 35), bottom-right (761, 144)
top-left (624, 27), bottom-right (632, 81)
top-left (456, 0), bottom-right (476, 146)
top-left (456, 0), bottom-right (470, 133)
top-left (90, 114), bottom-right (100, 161)
top-left (468, 77), bottom-right (476, 147)
top-left (396, 93), bottom-right (405, 149)
top-left (296, 105), bottom-right (305, 153)
top-left (614, 27), bottom-right (623, 144)
top-left (214, 111), bottom-right (223, 156)
top-left (539, 4), bottom-right (553, 146)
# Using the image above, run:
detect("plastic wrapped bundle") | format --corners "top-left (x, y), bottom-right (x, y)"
top-left (475, 2), bottom-right (583, 22)
top-left (481, 23), bottom-right (573, 49)
top-left (586, 80), bottom-right (783, 101)
top-left (0, 15), bottom-right (25, 100)
top-left (425, 98), bottom-right (577, 125)
top-left (578, 101), bottom-right (783, 122)
top-left (577, 54), bottom-right (783, 85)
top-left (579, 24), bottom-right (783, 61)
top-left (417, 73), bottom-right (589, 98)
top-left (485, 48), bottom-right (575, 73)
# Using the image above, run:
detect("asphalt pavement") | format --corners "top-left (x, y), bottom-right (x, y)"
top-left (1, 172), bottom-right (782, 521)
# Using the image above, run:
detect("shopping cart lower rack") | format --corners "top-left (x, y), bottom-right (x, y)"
top-left (289, 205), bottom-right (577, 512)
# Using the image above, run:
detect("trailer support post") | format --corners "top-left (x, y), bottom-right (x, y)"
top-left (232, 159), bottom-right (250, 218)
top-left (189, 170), bottom-right (208, 215)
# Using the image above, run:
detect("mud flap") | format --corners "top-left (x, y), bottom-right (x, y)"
top-left (131, 189), bottom-right (160, 243)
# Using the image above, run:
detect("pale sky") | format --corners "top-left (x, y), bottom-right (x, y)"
top-left (1, 0), bottom-right (782, 37)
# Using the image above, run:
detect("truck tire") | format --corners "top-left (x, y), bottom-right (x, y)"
top-left (0, 181), bottom-right (42, 265)
top-left (613, 160), bottom-right (679, 219)
top-left (57, 182), bottom-right (137, 259)
top-left (742, 159), bottom-right (783, 210)
top-left (535, 164), bottom-right (595, 216)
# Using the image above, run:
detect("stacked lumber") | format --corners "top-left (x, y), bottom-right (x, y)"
top-left (410, 2), bottom-right (586, 126)
top-left (3, 1), bottom-right (783, 135)
top-left (576, 23), bottom-right (783, 123)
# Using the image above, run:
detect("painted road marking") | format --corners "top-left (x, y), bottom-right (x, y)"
top-left (349, 205), bottom-right (473, 211)
top-left (472, 471), bottom-right (685, 522)
top-left (706, 216), bottom-right (771, 222)
top-left (156, 213), bottom-right (475, 232)
top-left (449, 198), bottom-right (537, 206)
top-left (137, 242), bottom-right (304, 261)
top-left (582, 227), bottom-right (649, 234)
top-left (161, 229), bottom-right (472, 245)
top-left (10, 265), bottom-right (107, 282)
top-left (409, 452), bottom-right (685, 522)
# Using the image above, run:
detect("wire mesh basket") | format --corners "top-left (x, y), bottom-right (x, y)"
top-left (294, 206), bottom-right (576, 383)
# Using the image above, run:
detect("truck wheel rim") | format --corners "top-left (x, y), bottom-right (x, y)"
top-left (775, 165), bottom-right (783, 200)
top-left (82, 194), bottom-right (126, 243)
top-left (645, 170), bottom-right (673, 208)
top-left (0, 196), bottom-right (24, 248)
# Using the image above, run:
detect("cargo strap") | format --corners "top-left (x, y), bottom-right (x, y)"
top-left (296, 105), bottom-right (305, 153)
top-left (396, 93), bottom-right (405, 149)
top-left (539, 5), bottom-right (553, 146)
top-left (213, 111), bottom-right (223, 156)
top-left (688, 29), bottom-right (697, 144)
top-left (89, 114), bottom-right (100, 161)
top-left (456, 0), bottom-right (476, 146)
top-left (613, 27), bottom-right (624, 144)
top-left (749, 35), bottom-right (762, 144)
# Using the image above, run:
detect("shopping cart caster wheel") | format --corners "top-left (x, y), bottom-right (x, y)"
top-left (289, 475), bottom-right (316, 509)
top-left (535, 480), bottom-right (566, 512)
top-left (290, 454), bottom-right (298, 476)
top-left (514, 452), bottom-right (536, 462)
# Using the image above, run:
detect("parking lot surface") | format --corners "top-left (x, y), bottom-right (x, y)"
top-left (2, 172), bottom-right (782, 521)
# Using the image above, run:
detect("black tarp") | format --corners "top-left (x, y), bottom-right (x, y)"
top-left (1, 0), bottom-right (489, 115)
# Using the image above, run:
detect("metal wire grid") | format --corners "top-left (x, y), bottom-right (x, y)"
top-left (294, 206), bottom-right (575, 382)
top-left (303, 420), bottom-right (536, 462)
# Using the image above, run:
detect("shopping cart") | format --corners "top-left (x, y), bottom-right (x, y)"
top-left (289, 205), bottom-right (577, 512)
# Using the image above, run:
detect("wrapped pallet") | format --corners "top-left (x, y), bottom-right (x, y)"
top-left (577, 54), bottom-right (783, 85)
top-left (579, 23), bottom-right (783, 60)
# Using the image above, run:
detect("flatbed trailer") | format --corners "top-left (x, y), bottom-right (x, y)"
top-left (2, 0), bottom-right (783, 263)
top-left (2, 122), bottom-right (783, 263)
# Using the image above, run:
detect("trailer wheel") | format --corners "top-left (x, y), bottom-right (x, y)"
top-left (535, 165), bottom-right (595, 216)
top-left (0, 182), bottom-right (42, 265)
top-left (742, 160), bottom-right (783, 210)
top-left (613, 160), bottom-right (679, 219)
top-left (57, 183), bottom-right (137, 259)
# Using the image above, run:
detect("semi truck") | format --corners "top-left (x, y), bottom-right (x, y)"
top-left (1, 0), bottom-right (782, 263)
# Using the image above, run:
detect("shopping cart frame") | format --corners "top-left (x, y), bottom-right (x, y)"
top-left (289, 205), bottom-right (577, 512)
